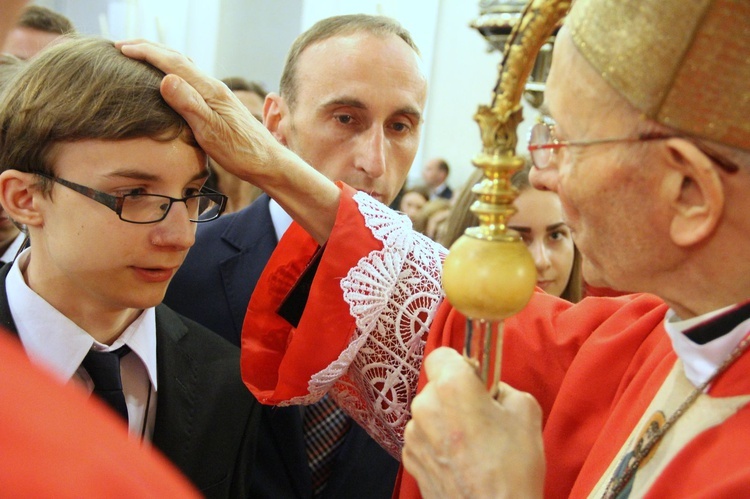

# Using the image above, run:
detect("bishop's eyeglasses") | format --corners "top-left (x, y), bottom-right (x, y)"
top-left (527, 121), bottom-right (739, 173)
top-left (36, 172), bottom-right (228, 224)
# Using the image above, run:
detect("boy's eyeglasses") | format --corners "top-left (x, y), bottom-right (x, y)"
top-left (36, 173), bottom-right (227, 224)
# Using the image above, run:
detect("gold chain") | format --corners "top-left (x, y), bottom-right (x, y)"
top-left (602, 334), bottom-right (750, 498)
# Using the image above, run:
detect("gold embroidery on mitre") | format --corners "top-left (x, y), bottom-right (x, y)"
top-left (568, 0), bottom-right (750, 152)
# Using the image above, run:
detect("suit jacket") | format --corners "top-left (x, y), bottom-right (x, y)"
top-left (434, 184), bottom-right (453, 200)
top-left (0, 265), bottom-right (261, 498)
top-left (165, 195), bottom-right (399, 498)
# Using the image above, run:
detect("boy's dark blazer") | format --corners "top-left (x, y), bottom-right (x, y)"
top-left (0, 264), bottom-right (261, 498)
top-left (164, 194), bottom-right (399, 498)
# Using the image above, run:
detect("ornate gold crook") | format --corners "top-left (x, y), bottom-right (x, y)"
top-left (442, 0), bottom-right (571, 392)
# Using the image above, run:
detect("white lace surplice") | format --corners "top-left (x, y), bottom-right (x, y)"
top-left (303, 192), bottom-right (447, 459)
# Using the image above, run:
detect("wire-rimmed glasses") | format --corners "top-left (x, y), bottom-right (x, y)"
top-left (527, 121), bottom-right (739, 173)
top-left (36, 172), bottom-right (228, 224)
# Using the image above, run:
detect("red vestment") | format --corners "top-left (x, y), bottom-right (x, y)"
top-left (0, 328), bottom-right (199, 498)
top-left (242, 185), bottom-right (750, 498)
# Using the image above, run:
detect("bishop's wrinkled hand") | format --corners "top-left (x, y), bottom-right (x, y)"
top-left (402, 347), bottom-right (546, 499)
top-left (117, 39), bottom-right (291, 189)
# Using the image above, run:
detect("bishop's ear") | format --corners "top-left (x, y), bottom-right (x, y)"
top-left (0, 170), bottom-right (45, 228)
top-left (662, 138), bottom-right (724, 247)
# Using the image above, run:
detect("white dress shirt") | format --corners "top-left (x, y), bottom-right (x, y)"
top-left (6, 249), bottom-right (159, 441)
top-left (269, 198), bottom-right (294, 240)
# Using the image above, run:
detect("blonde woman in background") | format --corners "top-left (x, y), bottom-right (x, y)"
top-left (441, 162), bottom-right (582, 302)
top-left (397, 185), bottom-right (430, 223)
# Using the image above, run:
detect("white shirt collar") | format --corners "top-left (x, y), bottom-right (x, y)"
top-left (664, 304), bottom-right (750, 388)
top-left (269, 198), bottom-right (293, 241)
top-left (6, 248), bottom-right (158, 389)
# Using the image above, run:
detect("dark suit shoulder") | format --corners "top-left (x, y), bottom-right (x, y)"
top-left (195, 194), bottom-right (272, 248)
top-left (157, 305), bottom-right (238, 352)
top-left (437, 185), bottom-right (453, 199)
top-left (153, 304), bottom-right (260, 499)
top-left (153, 304), bottom-right (251, 411)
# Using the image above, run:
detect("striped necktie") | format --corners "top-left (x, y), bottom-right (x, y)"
top-left (303, 394), bottom-right (351, 496)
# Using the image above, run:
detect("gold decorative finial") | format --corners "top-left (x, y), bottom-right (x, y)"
top-left (442, 0), bottom-right (571, 391)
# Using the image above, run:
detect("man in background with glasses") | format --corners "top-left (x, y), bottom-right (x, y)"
top-left (121, 0), bottom-right (750, 496)
top-left (0, 36), bottom-right (260, 497)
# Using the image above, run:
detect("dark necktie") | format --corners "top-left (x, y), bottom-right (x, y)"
top-left (81, 345), bottom-right (131, 423)
top-left (303, 394), bottom-right (351, 497)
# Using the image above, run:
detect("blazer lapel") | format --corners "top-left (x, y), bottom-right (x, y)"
top-left (268, 405), bottom-right (312, 496)
top-left (0, 264), bottom-right (19, 336)
top-left (218, 196), bottom-right (278, 336)
top-left (151, 305), bottom-right (198, 469)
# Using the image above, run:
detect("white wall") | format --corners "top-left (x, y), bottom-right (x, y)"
top-left (42, 0), bottom-right (221, 72)
top-left (40, 0), bottom-right (295, 91)
top-left (420, 0), bottom-right (503, 191)
top-left (213, 0), bottom-right (301, 92)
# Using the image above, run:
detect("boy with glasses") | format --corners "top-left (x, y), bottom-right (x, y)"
top-left (0, 36), bottom-right (260, 498)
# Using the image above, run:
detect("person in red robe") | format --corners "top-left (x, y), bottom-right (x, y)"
top-left (119, 0), bottom-right (750, 496)
top-left (0, 328), bottom-right (200, 497)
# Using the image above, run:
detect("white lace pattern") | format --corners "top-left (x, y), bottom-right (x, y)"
top-left (307, 192), bottom-right (447, 459)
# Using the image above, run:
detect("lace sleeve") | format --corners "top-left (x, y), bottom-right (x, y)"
top-left (310, 192), bottom-right (448, 459)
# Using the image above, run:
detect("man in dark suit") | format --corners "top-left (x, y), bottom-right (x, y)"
top-left (167, 194), bottom-right (399, 498)
top-left (163, 14), bottom-right (427, 498)
top-left (421, 157), bottom-right (453, 200)
top-left (0, 38), bottom-right (259, 497)
top-left (0, 266), bottom-right (258, 496)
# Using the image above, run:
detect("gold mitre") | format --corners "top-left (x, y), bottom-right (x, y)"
top-left (568, 0), bottom-right (750, 152)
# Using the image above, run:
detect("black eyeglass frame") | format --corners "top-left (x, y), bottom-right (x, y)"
top-left (35, 172), bottom-right (228, 224)
top-left (527, 121), bottom-right (740, 173)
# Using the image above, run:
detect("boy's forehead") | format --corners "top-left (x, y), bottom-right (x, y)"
top-left (51, 138), bottom-right (207, 180)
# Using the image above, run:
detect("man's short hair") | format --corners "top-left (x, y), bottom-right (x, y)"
top-left (17, 5), bottom-right (74, 35)
top-left (436, 159), bottom-right (450, 175)
top-left (0, 36), bottom-right (194, 185)
top-left (220, 76), bottom-right (268, 99)
top-left (279, 14), bottom-right (419, 109)
top-left (0, 54), bottom-right (23, 89)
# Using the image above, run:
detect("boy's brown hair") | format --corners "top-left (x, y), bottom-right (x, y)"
top-left (0, 36), bottom-right (196, 186)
